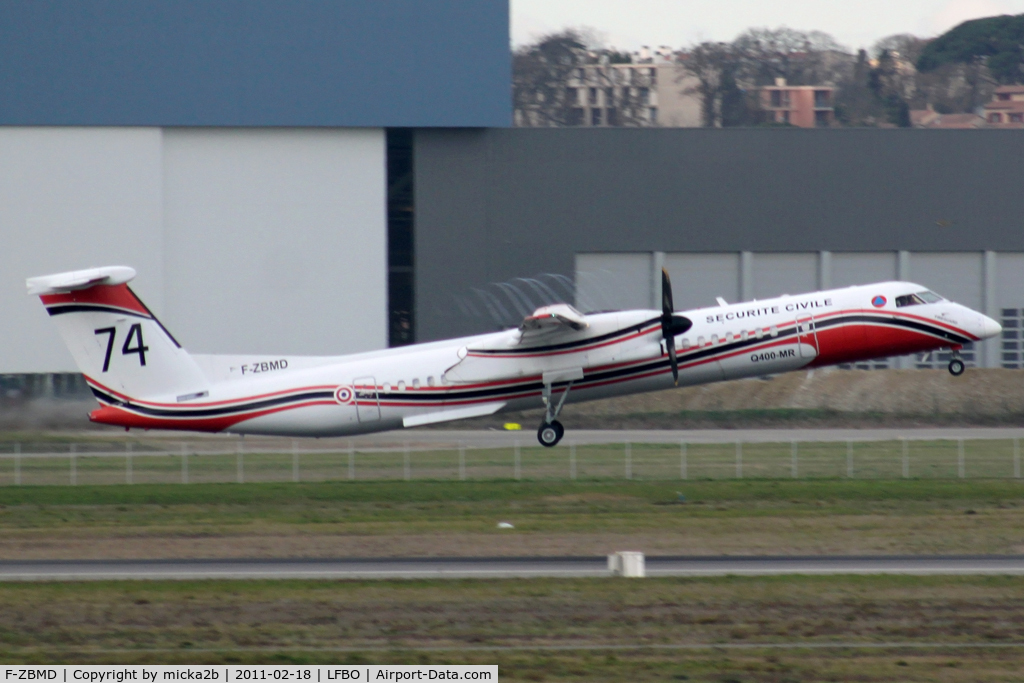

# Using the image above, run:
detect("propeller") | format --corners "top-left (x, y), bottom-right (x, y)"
top-left (661, 268), bottom-right (693, 385)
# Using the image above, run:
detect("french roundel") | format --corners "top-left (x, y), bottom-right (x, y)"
top-left (871, 295), bottom-right (887, 308)
top-left (334, 386), bottom-right (354, 404)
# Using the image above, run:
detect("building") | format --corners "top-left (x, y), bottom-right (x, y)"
top-left (983, 85), bottom-right (1024, 127)
top-left (757, 78), bottom-right (835, 127)
top-left (0, 1), bottom-right (509, 377)
top-left (524, 57), bottom-right (701, 128)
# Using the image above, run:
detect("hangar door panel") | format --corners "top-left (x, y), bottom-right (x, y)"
top-left (910, 253), bottom-right (983, 311)
top-left (575, 253), bottom-right (652, 312)
top-left (995, 253), bottom-right (1024, 368)
top-left (663, 253), bottom-right (739, 310)
top-left (831, 253), bottom-right (897, 288)
top-left (752, 254), bottom-right (818, 301)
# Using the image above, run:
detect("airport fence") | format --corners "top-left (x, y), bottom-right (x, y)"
top-left (0, 437), bottom-right (1020, 485)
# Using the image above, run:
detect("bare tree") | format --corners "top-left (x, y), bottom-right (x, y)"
top-left (513, 30), bottom-right (587, 127)
top-left (678, 42), bottom-right (735, 127)
top-left (732, 27), bottom-right (850, 86)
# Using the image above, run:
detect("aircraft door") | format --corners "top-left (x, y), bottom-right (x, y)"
top-left (796, 315), bottom-right (818, 359)
top-left (353, 376), bottom-right (381, 422)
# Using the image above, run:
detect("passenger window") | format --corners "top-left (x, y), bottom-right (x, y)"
top-left (739, 330), bottom-right (747, 341)
top-left (427, 376), bottom-right (436, 387)
top-left (383, 383), bottom-right (392, 393)
top-left (896, 293), bottom-right (926, 307)
top-left (769, 326), bottom-right (778, 337)
top-left (681, 338), bottom-right (690, 350)
top-left (697, 336), bottom-right (705, 346)
top-left (711, 334), bottom-right (719, 344)
top-left (412, 378), bottom-right (421, 389)
top-left (756, 329), bottom-right (764, 339)
top-left (397, 381), bottom-right (406, 391)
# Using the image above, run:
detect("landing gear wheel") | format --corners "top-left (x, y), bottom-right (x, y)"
top-left (948, 358), bottom-right (966, 376)
top-left (538, 420), bottom-right (564, 447)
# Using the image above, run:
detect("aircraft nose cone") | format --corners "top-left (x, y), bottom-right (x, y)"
top-left (979, 314), bottom-right (1002, 339)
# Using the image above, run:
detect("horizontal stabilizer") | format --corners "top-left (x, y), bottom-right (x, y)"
top-left (27, 266), bottom-right (136, 296)
top-left (402, 402), bottom-right (506, 428)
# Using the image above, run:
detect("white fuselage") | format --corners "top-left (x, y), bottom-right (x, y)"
top-left (84, 281), bottom-right (1000, 437)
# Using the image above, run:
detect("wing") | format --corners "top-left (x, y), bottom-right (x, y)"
top-left (443, 304), bottom-right (590, 384)
top-left (519, 304), bottom-right (589, 339)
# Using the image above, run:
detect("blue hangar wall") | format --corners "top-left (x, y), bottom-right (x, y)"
top-left (0, 1), bottom-right (511, 374)
top-left (0, 0), bottom-right (510, 127)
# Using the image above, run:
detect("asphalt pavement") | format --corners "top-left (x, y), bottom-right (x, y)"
top-left (346, 428), bottom-right (1024, 449)
top-left (4, 555), bottom-right (1024, 580)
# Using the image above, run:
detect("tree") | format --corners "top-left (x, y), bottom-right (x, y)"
top-left (917, 14), bottom-right (1024, 84)
top-left (732, 27), bottom-right (850, 86)
top-left (834, 49), bottom-right (886, 125)
top-left (872, 50), bottom-right (913, 126)
top-left (512, 30), bottom-right (587, 127)
top-left (872, 33), bottom-right (928, 63)
top-left (678, 42), bottom-right (735, 127)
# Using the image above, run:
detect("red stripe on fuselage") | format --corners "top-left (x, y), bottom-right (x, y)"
top-left (89, 400), bottom-right (338, 432)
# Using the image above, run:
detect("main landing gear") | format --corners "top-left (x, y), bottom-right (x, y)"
top-left (537, 379), bottom-right (574, 447)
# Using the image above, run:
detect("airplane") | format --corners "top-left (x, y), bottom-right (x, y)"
top-left (27, 265), bottom-right (1002, 447)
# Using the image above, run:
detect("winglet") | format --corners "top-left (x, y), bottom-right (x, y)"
top-left (27, 266), bottom-right (136, 296)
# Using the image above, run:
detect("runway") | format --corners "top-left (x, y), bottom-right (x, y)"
top-left (4, 555), bottom-right (1024, 580)
top-left (353, 428), bottom-right (1024, 449)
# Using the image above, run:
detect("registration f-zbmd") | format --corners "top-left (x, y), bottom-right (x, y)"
top-left (28, 266), bottom-right (1001, 446)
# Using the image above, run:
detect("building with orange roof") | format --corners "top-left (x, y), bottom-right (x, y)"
top-left (983, 85), bottom-right (1024, 127)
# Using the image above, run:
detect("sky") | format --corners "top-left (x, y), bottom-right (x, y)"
top-left (511, 0), bottom-right (1024, 52)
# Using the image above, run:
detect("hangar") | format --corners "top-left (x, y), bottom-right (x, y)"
top-left (0, 0), bottom-right (509, 379)
top-left (3, 0), bottom-right (1024, 402)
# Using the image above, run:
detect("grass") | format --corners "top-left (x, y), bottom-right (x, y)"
top-left (1, 575), bottom-right (1024, 680)
top-left (0, 479), bottom-right (1021, 557)
top-left (0, 438), bottom-right (1020, 485)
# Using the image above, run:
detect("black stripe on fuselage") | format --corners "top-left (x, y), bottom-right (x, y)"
top-left (468, 317), bottom-right (661, 355)
top-left (814, 313), bottom-right (972, 345)
top-left (90, 384), bottom-right (335, 419)
top-left (87, 312), bottom-right (971, 419)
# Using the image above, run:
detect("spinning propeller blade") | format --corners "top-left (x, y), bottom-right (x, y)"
top-left (660, 268), bottom-right (693, 385)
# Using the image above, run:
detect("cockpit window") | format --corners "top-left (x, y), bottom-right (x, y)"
top-left (895, 294), bottom-right (925, 307)
top-left (895, 291), bottom-right (944, 307)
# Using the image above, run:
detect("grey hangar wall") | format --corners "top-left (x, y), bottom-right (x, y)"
top-left (413, 128), bottom-right (1024, 368)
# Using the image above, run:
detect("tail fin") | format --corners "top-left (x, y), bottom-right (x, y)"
top-left (27, 267), bottom-right (208, 402)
